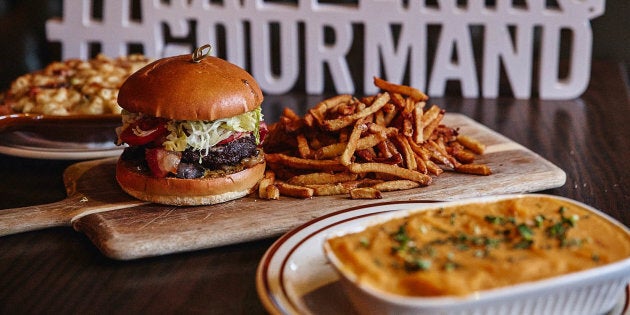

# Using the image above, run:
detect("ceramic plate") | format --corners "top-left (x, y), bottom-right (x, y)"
top-left (0, 114), bottom-right (122, 159)
top-left (256, 200), bottom-right (630, 315)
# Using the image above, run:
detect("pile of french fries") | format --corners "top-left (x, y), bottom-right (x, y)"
top-left (259, 77), bottom-right (491, 200)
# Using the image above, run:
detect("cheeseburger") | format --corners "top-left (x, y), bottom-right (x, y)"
top-left (115, 46), bottom-right (266, 206)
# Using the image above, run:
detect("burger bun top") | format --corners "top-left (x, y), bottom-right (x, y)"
top-left (117, 54), bottom-right (263, 121)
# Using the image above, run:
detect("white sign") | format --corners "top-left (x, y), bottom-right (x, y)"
top-left (46, 0), bottom-right (605, 100)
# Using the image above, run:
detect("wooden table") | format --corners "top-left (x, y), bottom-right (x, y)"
top-left (0, 61), bottom-right (628, 314)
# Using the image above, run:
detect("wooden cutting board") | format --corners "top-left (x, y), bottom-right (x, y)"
top-left (0, 114), bottom-right (565, 260)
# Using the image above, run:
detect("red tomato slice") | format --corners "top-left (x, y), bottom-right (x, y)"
top-left (120, 118), bottom-right (169, 146)
top-left (217, 132), bottom-right (241, 146)
top-left (216, 123), bottom-right (268, 146)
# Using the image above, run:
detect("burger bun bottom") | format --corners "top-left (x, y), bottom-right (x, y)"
top-left (116, 158), bottom-right (266, 206)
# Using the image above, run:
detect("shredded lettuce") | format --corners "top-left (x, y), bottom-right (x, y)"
top-left (162, 107), bottom-right (263, 153)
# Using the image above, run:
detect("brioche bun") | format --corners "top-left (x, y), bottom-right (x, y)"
top-left (116, 158), bottom-right (266, 206)
top-left (117, 54), bottom-right (263, 121)
top-left (115, 52), bottom-right (265, 206)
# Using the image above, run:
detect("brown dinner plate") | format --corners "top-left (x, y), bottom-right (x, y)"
top-left (0, 113), bottom-right (123, 159)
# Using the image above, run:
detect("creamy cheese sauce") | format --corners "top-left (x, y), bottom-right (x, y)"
top-left (326, 196), bottom-right (630, 297)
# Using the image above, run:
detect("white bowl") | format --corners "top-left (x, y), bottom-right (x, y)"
top-left (323, 194), bottom-right (630, 315)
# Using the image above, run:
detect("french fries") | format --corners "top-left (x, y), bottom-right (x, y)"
top-left (259, 78), bottom-right (491, 200)
top-left (349, 187), bottom-right (382, 199)
top-left (258, 170), bottom-right (279, 200)
top-left (372, 180), bottom-right (420, 192)
top-left (457, 134), bottom-right (486, 155)
top-left (455, 163), bottom-right (492, 176)
top-left (265, 153), bottom-right (347, 172)
top-left (275, 182), bottom-right (314, 199)
top-left (340, 119), bottom-right (367, 166)
top-left (347, 163), bottom-right (432, 185)
top-left (373, 77), bottom-right (428, 102)
top-left (287, 172), bottom-right (358, 186)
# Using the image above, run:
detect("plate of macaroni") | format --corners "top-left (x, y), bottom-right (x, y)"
top-left (0, 113), bottom-right (124, 159)
top-left (0, 54), bottom-right (151, 159)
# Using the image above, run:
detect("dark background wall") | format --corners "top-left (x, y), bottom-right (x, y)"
top-left (0, 0), bottom-right (627, 93)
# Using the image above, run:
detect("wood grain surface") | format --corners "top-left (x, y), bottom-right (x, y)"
top-left (0, 113), bottom-right (565, 259)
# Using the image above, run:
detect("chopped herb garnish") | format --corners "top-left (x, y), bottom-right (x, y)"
top-left (559, 206), bottom-right (567, 215)
top-left (484, 215), bottom-right (517, 225)
top-left (547, 222), bottom-right (566, 239)
top-left (561, 238), bottom-right (584, 248)
top-left (393, 224), bottom-right (410, 243)
top-left (485, 215), bottom-right (505, 225)
top-left (405, 259), bottom-right (432, 271)
top-left (444, 261), bottom-right (458, 271)
top-left (567, 214), bottom-right (580, 226)
top-left (517, 224), bottom-right (534, 241)
top-left (513, 239), bottom-right (533, 249)
top-left (359, 237), bottom-right (370, 248)
top-left (485, 238), bottom-right (502, 249)
top-left (456, 243), bottom-right (470, 251)
top-left (391, 223), bottom-right (411, 253)
top-left (381, 202), bottom-right (590, 275)
top-left (455, 233), bottom-right (469, 243)
top-left (471, 236), bottom-right (485, 246)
